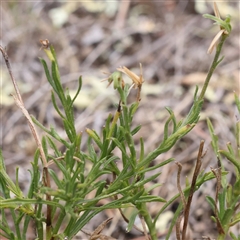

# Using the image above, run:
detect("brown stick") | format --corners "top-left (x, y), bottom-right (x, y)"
top-left (0, 46), bottom-right (23, 104)
top-left (182, 140), bottom-right (205, 240)
top-left (0, 45), bottom-right (48, 168)
top-left (0, 45), bottom-right (52, 234)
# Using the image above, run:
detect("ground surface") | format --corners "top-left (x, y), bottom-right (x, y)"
top-left (1, 1), bottom-right (240, 239)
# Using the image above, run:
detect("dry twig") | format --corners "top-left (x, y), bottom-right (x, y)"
top-left (182, 140), bottom-right (205, 240)
top-left (0, 45), bottom-right (52, 232)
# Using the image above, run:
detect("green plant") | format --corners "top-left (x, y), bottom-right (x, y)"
top-left (0, 3), bottom-right (232, 240)
top-left (206, 93), bottom-right (240, 240)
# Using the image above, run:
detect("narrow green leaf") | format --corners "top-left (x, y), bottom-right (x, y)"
top-left (95, 181), bottom-right (106, 197)
top-left (87, 142), bottom-right (97, 164)
top-left (39, 58), bottom-right (56, 91)
top-left (229, 232), bottom-right (238, 240)
top-left (182, 98), bottom-right (203, 125)
top-left (31, 115), bottom-right (52, 134)
top-left (226, 184), bottom-right (232, 206)
top-left (219, 150), bottom-right (240, 175)
top-left (22, 215), bottom-right (31, 239)
top-left (203, 14), bottom-right (231, 33)
top-left (163, 112), bottom-right (173, 141)
top-left (165, 107), bottom-right (177, 132)
top-left (69, 209), bottom-right (102, 237)
top-left (129, 102), bottom-right (139, 121)
top-left (215, 56), bottom-right (224, 67)
top-left (46, 137), bottom-right (61, 157)
top-left (102, 155), bottom-right (119, 169)
top-left (227, 142), bottom-right (235, 155)
top-left (51, 61), bottom-right (65, 104)
top-left (51, 91), bottom-right (65, 119)
top-left (221, 208), bottom-right (234, 226)
top-left (63, 119), bottom-right (74, 142)
top-left (41, 136), bottom-right (48, 157)
top-left (53, 159), bottom-right (69, 180)
top-left (139, 137), bottom-right (144, 162)
top-left (50, 127), bottom-right (71, 147)
top-left (135, 195), bottom-right (166, 203)
top-left (26, 169), bottom-right (34, 199)
top-left (219, 190), bottom-right (226, 219)
top-left (137, 158), bottom-right (174, 174)
top-left (70, 76), bottom-right (82, 107)
top-left (207, 118), bottom-right (220, 155)
top-left (134, 173), bottom-right (160, 188)
top-left (125, 132), bottom-right (136, 168)
top-left (126, 208), bottom-right (139, 232)
top-left (48, 169), bottom-right (64, 189)
top-left (131, 125), bottom-right (141, 136)
top-left (233, 179), bottom-right (240, 197)
top-left (122, 105), bottom-right (130, 131)
top-left (0, 167), bottom-right (23, 198)
top-left (31, 149), bottom-right (40, 194)
top-left (50, 45), bottom-right (58, 66)
top-left (35, 201), bottom-right (44, 238)
top-left (146, 183), bottom-right (162, 193)
top-left (165, 202), bottom-right (183, 240)
top-left (111, 137), bottom-right (129, 159)
top-left (86, 128), bottom-right (103, 149)
top-left (206, 196), bottom-right (217, 213)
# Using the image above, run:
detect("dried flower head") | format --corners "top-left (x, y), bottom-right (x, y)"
top-left (117, 63), bottom-right (144, 88)
top-left (117, 63), bottom-right (144, 101)
top-left (39, 39), bottom-right (50, 50)
top-left (203, 2), bottom-right (231, 54)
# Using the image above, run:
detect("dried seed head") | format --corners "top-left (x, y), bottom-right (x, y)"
top-left (206, 2), bottom-right (230, 54)
top-left (39, 39), bottom-right (50, 49)
top-left (207, 29), bottom-right (225, 54)
top-left (213, 2), bottom-right (221, 19)
top-left (117, 63), bottom-right (144, 102)
top-left (117, 63), bottom-right (144, 87)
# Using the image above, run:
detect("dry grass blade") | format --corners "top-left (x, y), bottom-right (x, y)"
top-left (211, 166), bottom-right (225, 235)
top-left (176, 162), bottom-right (186, 208)
top-left (0, 44), bottom-right (52, 231)
top-left (11, 94), bottom-right (48, 167)
top-left (0, 46), bottom-right (23, 104)
top-left (207, 29), bottom-right (225, 54)
top-left (0, 45), bottom-right (48, 168)
top-left (175, 213), bottom-right (183, 240)
top-left (213, 2), bottom-right (221, 19)
top-left (89, 217), bottom-right (115, 240)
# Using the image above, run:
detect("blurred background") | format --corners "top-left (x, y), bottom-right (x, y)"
top-left (1, 1), bottom-right (239, 239)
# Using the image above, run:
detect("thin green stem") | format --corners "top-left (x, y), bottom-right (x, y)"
top-left (217, 231), bottom-right (227, 240)
top-left (52, 209), bottom-right (66, 235)
top-left (198, 34), bottom-right (228, 100)
top-left (11, 209), bottom-right (21, 239)
top-left (139, 202), bottom-right (157, 240)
